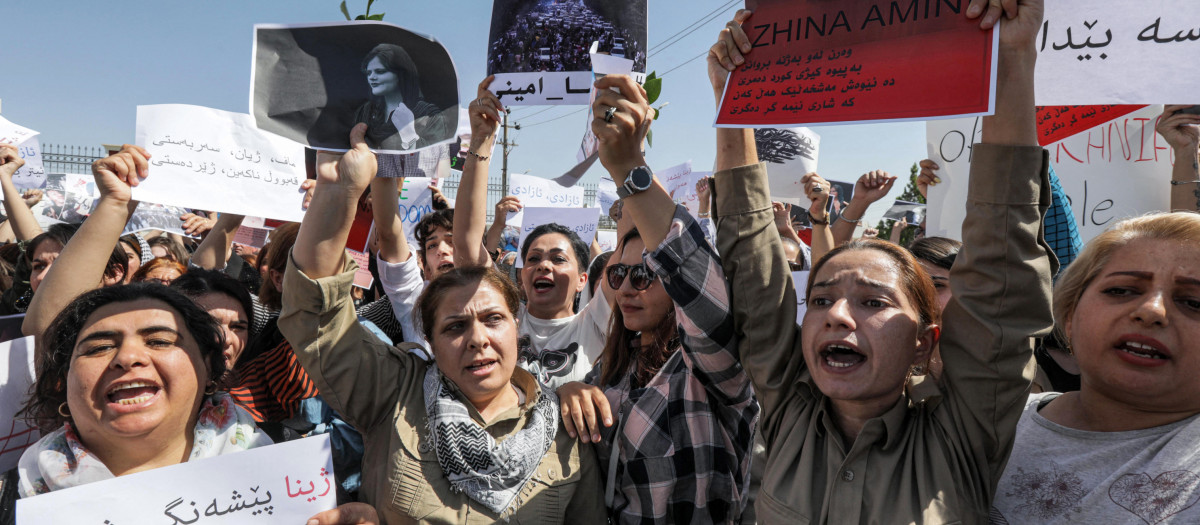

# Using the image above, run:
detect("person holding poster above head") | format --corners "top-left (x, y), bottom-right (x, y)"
top-left (708, 0), bottom-right (1054, 523)
top-left (549, 74), bottom-right (759, 524)
top-left (279, 124), bottom-right (604, 524)
top-left (356, 44), bottom-right (451, 152)
top-left (454, 77), bottom-right (613, 391)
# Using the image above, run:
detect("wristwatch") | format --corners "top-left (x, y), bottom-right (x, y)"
top-left (616, 165), bottom-right (654, 199)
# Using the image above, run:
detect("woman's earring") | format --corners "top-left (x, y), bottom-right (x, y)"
top-left (58, 402), bottom-right (70, 417)
top-left (205, 382), bottom-right (217, 396)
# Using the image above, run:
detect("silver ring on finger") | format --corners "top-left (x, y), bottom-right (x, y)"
top-left (812, 185), bottom-right (823, 193)
top-left (604, 106), bottom-right (617, 123)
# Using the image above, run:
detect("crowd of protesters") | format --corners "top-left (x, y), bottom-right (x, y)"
top-left (4, 0), bottom-right (1200, 523)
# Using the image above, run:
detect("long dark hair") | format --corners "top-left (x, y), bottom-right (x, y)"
top-left (361, 44), bottom-right (424, 111)
top-left (19, 283), bottom-right (227, 431)
top-left (597, 229), bottom-right (678, 388)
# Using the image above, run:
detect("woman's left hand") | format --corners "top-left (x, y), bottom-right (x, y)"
top-left (468, 76), bottom-right (503, 153)
top-left (91, 144), bottom-right (150, 203)
top-left (306, 502), bottom-right (379, 525)
top-left (591, 74), bottom-right (651, 179)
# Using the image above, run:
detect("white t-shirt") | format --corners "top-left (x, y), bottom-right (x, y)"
top-left (992, 392), bottom-right (1200, 524)
top-left (517, 286), bottom-right (612, 390)
top-left (376, 253), bottom-right (431, 360)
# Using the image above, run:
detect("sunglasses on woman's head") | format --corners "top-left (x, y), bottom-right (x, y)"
top-left (606, 263), bottom-right (654, 291)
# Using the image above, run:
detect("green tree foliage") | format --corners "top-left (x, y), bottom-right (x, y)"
top-left (874, 162), bottom-right (925, 246)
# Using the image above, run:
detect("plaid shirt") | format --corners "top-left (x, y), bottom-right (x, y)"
top-left (376, 144), bottom-right (450, 179)
top-left (588, 205), bottom-right (759, 524)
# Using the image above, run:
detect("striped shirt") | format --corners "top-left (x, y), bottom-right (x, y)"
top-left (227, 338), bottom-right (318, 423)
top-left (590, 205), bottom-right (759, 524)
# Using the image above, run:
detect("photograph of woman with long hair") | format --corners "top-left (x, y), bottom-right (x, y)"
top-left (355, 43), bottom-right (450, 152)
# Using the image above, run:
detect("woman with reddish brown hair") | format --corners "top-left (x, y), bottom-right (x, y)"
top-left (131, 257), bottom-right (186, 286)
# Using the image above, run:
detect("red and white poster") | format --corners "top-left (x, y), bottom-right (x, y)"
top-left (1035, 105), bottom-right (1149, 146)
top-left (716, 0), bottom-right (997, 128)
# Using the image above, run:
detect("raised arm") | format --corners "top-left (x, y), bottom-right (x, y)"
top-left (279, 124), bottom-right (422, 431)
top-left (708, 9), bottom-right (758, 172)
top-left (799, 172), bottom-right (834, 262)
top-left (1158, 105), bottom-right (1200, 212)
top-left (941, 0), bottom-right (1053, 469)
top-left (484, 195), bottom-right (522, 258)
top-left (23, 146), bottom-right (143, 341)
top-left (189, 213), bottom-right (244, 269)
top-left (829, 170), bottom-right (896, 244)
top-left (0, 144), bottom-right (43, 241)
top-left (371, 176), bottom-right (409, 264)
top-left (453, 77), bottom-right (503, 268)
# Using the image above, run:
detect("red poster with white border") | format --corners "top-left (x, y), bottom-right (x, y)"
top-left (716, 0), bottom-right (997, 128)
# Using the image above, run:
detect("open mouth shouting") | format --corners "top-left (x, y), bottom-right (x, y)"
top-left (531, 275), bottom-right (556, 294)
top-left (466, 359), bottom-right (499, 376)
top-left (819, 343), bottom-right (866, 371)
top-left (1114, 336), bottom-right (1171, 366)
top-left (106, 380), bottom-right (161, 408)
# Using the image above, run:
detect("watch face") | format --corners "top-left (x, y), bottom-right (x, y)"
top-left (630, 166), bottom-right (653, 190)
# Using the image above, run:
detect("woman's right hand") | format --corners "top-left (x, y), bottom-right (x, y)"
top-left (469, 76), bottom-right (503, 153)
top-left (493, 195), bottom-right (522, 223)
top-left (306, 502), bottom-right (379, 525)
top-left (0, 144), bottom-right (25, 182)
top-left (917, 159), bottom-right (941, 200)
top-left (853, 169), bottom-right (897, 206)
top-left (707, 9), bottom-right (753, 101)
top-left (91, 144), bottom-right (150, 203)
top-left (557, 381), bottom-right (613, 444)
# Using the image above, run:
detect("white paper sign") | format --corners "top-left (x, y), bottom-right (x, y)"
top-left (505, 174), bottom-right (586, 226)
top-left (17, 434), bottom-right (335, 524)
top-left (597, 229), bottom-right (618, 252)
top-left (576, 41), bottom-right (637, 163)
top-left (925, 105), bottom-right (1171, 242)
top-left (1036, 2), bottom-right (1200, 105)
top-left (397, 176), bottom-right (444, 249)
top-left (134, 104), bottom-right (308, 222)
top-left (0, 116), bottom-right (46, 192)
top-left (0, 336), bottom-right (39, 472)
top-left (792, 271), bottom-right (810, 326)
top-left (597, 177), bottom-right (618, 216)
top-left (756, 127), bottom-right (820, 207)
top-left (516, 206), bottom-right (600, 268)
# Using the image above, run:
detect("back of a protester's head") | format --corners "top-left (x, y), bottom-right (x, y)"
top-left (148, 236), bottom-right (189, 265)
top-left (258, 222), bottom-right (300, 310)
top-left (908, 237), bottom-right (961, 271)
top-left (521, 223), bottom-right (589, 274)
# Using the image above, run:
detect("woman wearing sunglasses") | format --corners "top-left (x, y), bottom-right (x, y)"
top-left (554, 74), bottom-right (759, 523)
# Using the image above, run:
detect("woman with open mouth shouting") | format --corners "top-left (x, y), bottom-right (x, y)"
top-left (706, 1), bottom-right (1054, 523)
top-left (279, 124), bottom-right (605, 524)
top-left (452, 76), bottom-right (613, 390)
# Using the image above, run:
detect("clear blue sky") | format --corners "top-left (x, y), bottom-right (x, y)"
top-left (1, 0), bottom-right (922, 225)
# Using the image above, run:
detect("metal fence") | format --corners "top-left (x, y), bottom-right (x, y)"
top-left (40, 143), bottom-right (106, 174)
top-left (36, 144), bottom-right (616, 229)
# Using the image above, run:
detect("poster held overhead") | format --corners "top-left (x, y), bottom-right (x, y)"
top-left (134, 104), bottom-right (309, 222)
top-left (0, 116), bottom-right (46, 192)
top-left (0, 336), bottom-right (38, 472)
top-left (515, 206), bottom-right (601, 268)
top-left (486, 0), bottom-right (647, 106)
top-left (1035, 2), bottom-right (1200, 105)
top-left (925, 105), bottom-right (1171, 242)
top-left (252, 22), bottom-right (459, 155)
top-left (715, 0), bottom-right (997, 128)
top-left (756, 127), bottom-right (820, 207)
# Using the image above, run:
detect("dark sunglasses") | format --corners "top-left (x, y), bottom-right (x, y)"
top-left (606, 263), bottom-right (654, 291)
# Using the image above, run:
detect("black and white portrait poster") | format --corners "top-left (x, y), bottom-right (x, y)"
top-left (755, 127), bottom-right (821, 208)
top-left (486, 0), bottom-right (647, 105)
top-left (252, 22), bottom-right (459, 154)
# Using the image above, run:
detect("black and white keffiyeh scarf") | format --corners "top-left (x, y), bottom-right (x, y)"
top-left (422, 366), bottom-right (559, 516)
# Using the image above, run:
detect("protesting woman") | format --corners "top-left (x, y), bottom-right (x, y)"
top-left (706, 1), bottom-right (1053, 522)
top-left (554, 72), bottom-right (759, 523)
top-left (279, 124), bottom-right (604, 524)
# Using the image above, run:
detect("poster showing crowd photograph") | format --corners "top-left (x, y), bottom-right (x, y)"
top-left (252, 22), bottom-right (459, 154)
top-left (486, 0), bottom-right (647, 105)
top-left (123, 203), bottom-right (200, 238)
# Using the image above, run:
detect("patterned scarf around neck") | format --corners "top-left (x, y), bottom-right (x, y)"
top-left (422, 366), bottom-right (558, 516)
top-left (17, 393), bottom-right (271, 497)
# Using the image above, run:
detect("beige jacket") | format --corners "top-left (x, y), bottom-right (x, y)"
top-left (278, 253), bottom-right (605, 524)
top-left (712, 145), bottom-right (1055, 524)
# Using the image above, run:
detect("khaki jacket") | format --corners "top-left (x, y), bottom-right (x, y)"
top-left (712, 145), bottom-right (1056, 524)
top-left (278, 254), bottom-right (605, 525)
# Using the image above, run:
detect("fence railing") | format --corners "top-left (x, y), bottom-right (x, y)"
top-left (36, 144), bottom-right (615, 230)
